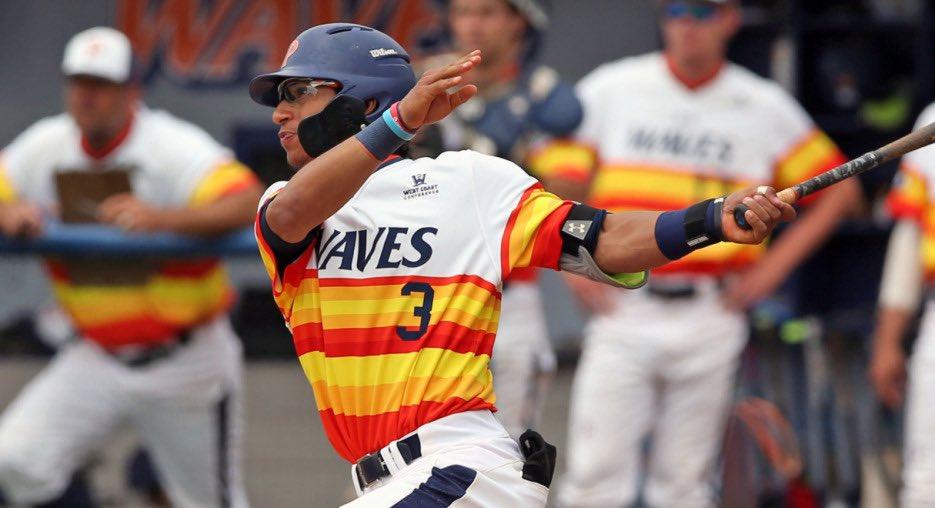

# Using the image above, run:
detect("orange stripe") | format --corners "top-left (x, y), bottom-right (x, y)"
top-left (500, 184), bottom-right (539, 280)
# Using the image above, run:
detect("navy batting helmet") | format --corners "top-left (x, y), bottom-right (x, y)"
top-left (249, 23), bottom-right (416, 123)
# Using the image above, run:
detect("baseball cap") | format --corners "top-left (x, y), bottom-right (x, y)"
top-left (62, 27), bottom-right (133, 83)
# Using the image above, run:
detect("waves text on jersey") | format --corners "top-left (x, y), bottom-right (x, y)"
top-left (317, 227), bottom-right (438, 271)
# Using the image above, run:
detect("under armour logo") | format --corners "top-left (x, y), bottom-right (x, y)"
top-left (563, 220), bottom-right (591, 239)
top-left (411, 174), bottom-right (427, 186)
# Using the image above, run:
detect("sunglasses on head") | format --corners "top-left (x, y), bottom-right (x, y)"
top-left (664, 1), bottom-right (718, 21)
top-left (276, 78), bottom-right (340, 104)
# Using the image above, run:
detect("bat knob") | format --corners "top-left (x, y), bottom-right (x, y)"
top-left (733, 204), bottom-right (752, 231)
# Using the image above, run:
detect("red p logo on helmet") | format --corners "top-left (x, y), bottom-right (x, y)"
top-left (282, 39), bottom-right (299, 68)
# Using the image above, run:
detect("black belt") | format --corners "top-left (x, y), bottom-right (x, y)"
top-left (645, 278), bottom-right (723, 300)
top-left (354, 433), bottom-right (422, 491)
top-left (107, 329), bottom-right (194, 367)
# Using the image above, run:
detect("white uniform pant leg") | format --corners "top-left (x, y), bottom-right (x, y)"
top-left (491, 282), bottom-right (555, 438)
top-left (901, 350), bottom-right (935, 507)
top-left (644, 355), bottom-right (738, 508)
top-left (128, 317), bottom-right (248, 508)
top-left (555, 320), bottom-right (655, 508)
top-left (0, 343), bottom-right (126, 505)
top-left (342, 434), bottom-right (548, 507)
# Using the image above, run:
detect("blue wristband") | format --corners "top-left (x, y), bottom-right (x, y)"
top-left (654, 198), bottom-right (723, 260)
top-left (655, 208), bottom-right (692, 260)
top-left (354, 115), bottom-right (407, 161)
top-left (382, 108), bottom-right (415, 141)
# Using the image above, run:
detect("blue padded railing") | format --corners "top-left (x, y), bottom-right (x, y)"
top-left (0, 223), bottom-right (258, 257)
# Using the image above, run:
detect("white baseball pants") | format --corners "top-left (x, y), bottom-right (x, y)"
top-left (343, 410), bottom-right (549, 507)
top-left (902, 300), bottom-right (935, 507)
top-left (491, 282), bottom-right (556, 438)
top-left (0, 316), bottom-right (247, 508)
top-left (557, 281), bottom-right (745, 508)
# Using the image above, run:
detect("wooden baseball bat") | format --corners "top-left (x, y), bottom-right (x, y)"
top-left (734, 122), bottom-right (935, 229)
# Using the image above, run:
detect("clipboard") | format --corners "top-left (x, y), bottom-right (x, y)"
top-left (51, 167), bottom-right (155, 285)
top-left (54, 168), bottom-right (133, 224)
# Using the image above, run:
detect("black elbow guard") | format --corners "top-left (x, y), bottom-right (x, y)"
top-left (560, 203), bottom-right (606, 257)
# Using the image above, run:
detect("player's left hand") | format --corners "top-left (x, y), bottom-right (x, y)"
top-left (720, 186), bottom-right (796, 244)
top-left (97, 194), bottom-right (165, 233)
top-left (398, 50), bottom-right (481, 130)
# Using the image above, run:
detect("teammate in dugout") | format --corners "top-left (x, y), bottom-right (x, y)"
top-left (533, 1), bottom-right (860, 506)
top-left (416, 0), bottom-right (584, 438)
top-left (0, 28), bottom-right (261, 507)
top-left (250, 22), bottom-right (793, 506)
top-left (871, 103), bottom-right (935, 507)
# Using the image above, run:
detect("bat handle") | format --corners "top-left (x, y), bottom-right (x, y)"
top-left (732, 187), bottom-right (799, 231)
top-left (733, 204), bottom-right (753, 231)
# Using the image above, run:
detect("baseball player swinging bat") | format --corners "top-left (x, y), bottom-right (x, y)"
top-left (735, 122), bottom-right (935, 229)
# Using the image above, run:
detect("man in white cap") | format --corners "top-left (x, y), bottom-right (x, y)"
top-left (0, 27), bottom-right (261, 507)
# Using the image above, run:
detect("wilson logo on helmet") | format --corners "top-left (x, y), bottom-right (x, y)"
top-left (369, 48), bottom-right (399, 59)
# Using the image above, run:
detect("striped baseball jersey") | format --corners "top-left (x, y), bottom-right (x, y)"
top-left (0, 105), bottom-right (258, 349)
top-left (888, 103), bottom-right (935, 280)
top-left (255, 151), bottom-right (631, 462)
top-left (531, 52), bottom-right (846, 276)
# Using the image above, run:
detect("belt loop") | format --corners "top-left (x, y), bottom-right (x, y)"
top-left (381, 443), bottom-right (407, 475)
top-left (351, 463), bottom-right (365, 497)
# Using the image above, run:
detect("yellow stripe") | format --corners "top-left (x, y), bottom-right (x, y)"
top-left (591, 165), bottom-right (755, 209)
top-left (51, 266), bottom-right (231, 327)
top-left (298, 347), bottom-right (490, 387)
top-left (189, 160), bottom-right (256, 206)
top-left (0, 160), bottom-right (18, 204)
top-left (775, 131), bottom-right (841, 189)
top-left (311, 371), bottom-right (495, 416)
top-left (892, 162), bottom-right (928, 211)
top-left (528, 141), bottom-right (595, 179)
top-left (507, 189), bottom-right (565, 270)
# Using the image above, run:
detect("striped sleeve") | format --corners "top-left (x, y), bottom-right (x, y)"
top-left (500, 183), bottom-right (573, 279)
top-left (188, 159), bottom-right (260, 206)
top-left (527, 140), bottom-right (596, 183)
top-left (254, 182), bottom-right (316, 322)
top-left (773, 130), bottom-right (847, 203)
top-left (888, 162), bottom-right (928, 223)
top-left (0, 156), bottom-right (18, 204)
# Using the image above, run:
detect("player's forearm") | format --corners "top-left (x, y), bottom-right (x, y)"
top-left (592, 211), bottom-right (671, 273)
top-left (266, 138), bottom-right (382, 243)
top-left (874, 306), bottom-right (913, 352)
top-left (755, 178), bottom-right (860, 278)
top-left (160, 186), bottom-right (263, 237)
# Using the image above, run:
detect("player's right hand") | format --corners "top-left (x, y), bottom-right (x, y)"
top-left (0, 202), bottom-right (43, 238)
top-left (869, 342), bottom-right (907, 409)
top-left (720, 186), bottom-right (796, 244)
top-left (398, 50), bottom-right (481, 130)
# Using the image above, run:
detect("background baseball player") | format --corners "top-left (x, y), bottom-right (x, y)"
top-left (0, 27), bottom-right (261, 507)
top-left (530, 1), bottom-right (862, 506)
top-left (415, 0), bottom-right (584, 438)
top-left (250, 21), bottom-right (791, 507)
top-left (870, 103), bottom-right (935, 507)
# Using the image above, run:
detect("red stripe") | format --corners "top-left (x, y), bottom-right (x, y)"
top-left (507, 266), bottom-right (538, 282)
top-left (317, 273), bottom-right (499, 295)
top-left (292, 320), bottom-right (496, 357)
top-left (500, 184), bottom-right (542, 280)
top-left (652, 257), bottom-right (757, 276)
top-left (526, 202), bottom-right (571, 270)
top-left (81, 112), bottom-right (134, 160)
top-left (159, 259), bottom-right (222, 277)
top-left (888, 196), bottom-right (924, 222)
top-left (319, 399), bottom-right (496, 462)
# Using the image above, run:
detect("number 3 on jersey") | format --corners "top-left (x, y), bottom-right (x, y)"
top-left (397, 282), bottom-right (434, 341)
